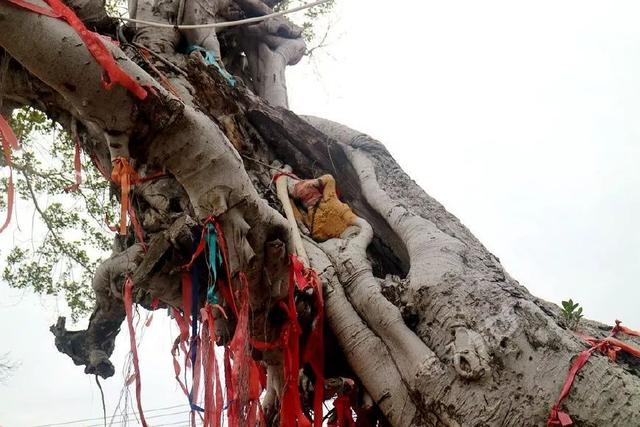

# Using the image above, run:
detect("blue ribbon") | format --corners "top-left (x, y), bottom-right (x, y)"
top-left (186, 45), bottom-right (236, 87)
top-left (184, 223), bottom-right (223, 412)
top-left (205, 224), bottom-right (220, 304)
top-left (188, 231), bottom-right (203, 413)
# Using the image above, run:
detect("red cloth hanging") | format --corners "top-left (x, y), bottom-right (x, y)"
top-left (226, 273), bottom-right (261, 426)
top-left (111, 157), bottom-right (139, 235)
top-left (613, 320), bottom-right (640, 338)
top-left (279, 256), bottom-right (312, 427)
top-left (143, 297), bottom-right (160, 327)
top-left (248, 256), bottom-right (324, 427)
top-left (128, 204), bottom-right (146, 247)
top-left (328, 396), bottom-right (356, 427)
top-left (302, 268), bottom-right (324, 427)
top-left (289, 256), bottom-right (325, 425)
top-left (201, 304), bottom-right (225, 427)
top-left (548, 320), bottom-right (640, 426)
top-left (6, 0), bottom-right (147, 100)
top-left (123, 277), bottom-right (149, 427)
top-left (0, 114), bottom-right (20, 234)
top-left (170, 306), bottom-right (190, 399)
top-left (212, 219), bottom-right (238, 317)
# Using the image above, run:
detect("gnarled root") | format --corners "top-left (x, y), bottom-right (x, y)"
top-left (51, 243), bottom-right (144, 378)
top-left (318, 218), bottom-right (442, 389)
top-left (304, 241), bottom-right (420, 426)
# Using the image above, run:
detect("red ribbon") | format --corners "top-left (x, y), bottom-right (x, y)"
top-left (328, 395), bottom-right (356, 427)
top-left (289, 256), bottom-right (325, 426)
top-left (123, 277), bottom-right (149, 427)
top-left (201, 304), bottom-right (225, 427)
top-left (170, 306), bottom-right (190, 399)
top-left (548, 320), bottom-right (640, 426)
top-left (182, 217), bottom-right (238, 317)
top-left (128, 204), bottom-right (146, 247)
top-left (613, 319), bottom-right (640, 338)
top-left (6, 0), bottom-right (147, 100)
top-left (279, 256), bottom-right (312, 427)
top-left (226, 273), bottom-right (265, 426)
top-left (167, 222), bottom-right (324, 427)
top-left (0, 114), bottom-right (20, 234)
top-left (302, 268), bottom-right (324, 427)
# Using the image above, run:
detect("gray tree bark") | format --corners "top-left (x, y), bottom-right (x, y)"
top-left (1, 0), bottom-right (639, 425)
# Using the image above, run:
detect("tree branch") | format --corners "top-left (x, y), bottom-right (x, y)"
top-left (22, 168), bottom-right (94, 275)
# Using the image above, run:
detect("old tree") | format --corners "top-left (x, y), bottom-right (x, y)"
top-left (1, 0), bottom-right (639, 425)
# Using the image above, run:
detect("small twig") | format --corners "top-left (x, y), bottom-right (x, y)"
top-left (129, 41), bottom-right (188, 77)
top-left (240, 153), bottom-right (282, 171)
top-left (306, 21), bottom-right (333, 57)
top-left (22, 169), bottom-right (94, 275)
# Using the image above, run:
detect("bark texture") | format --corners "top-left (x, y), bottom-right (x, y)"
top-left (1, 0), bottom-right (639, 426)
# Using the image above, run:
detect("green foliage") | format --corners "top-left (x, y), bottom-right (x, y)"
top-left (275, 0), bottom-right (335, 43)
top-left (105, 0), bottom-right (126, 15)
top-left (0, 1), bottom-right (335, 321)
top-left (560, 299), bottom-right (584, 330)
top-left (1, 107), bottom-right (117, 321)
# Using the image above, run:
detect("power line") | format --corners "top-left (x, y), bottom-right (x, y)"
top-left (85, 410), bottom-right (190, 427)
top-left (31, 404), bottom-right (187, 427)
top-left (149, 420), bottom-right (195, 427)
top-left (115, 0), bottom-right (330, 30)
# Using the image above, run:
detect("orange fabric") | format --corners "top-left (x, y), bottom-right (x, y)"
top-left (290, 174), bottom-right (357, 242)
top-left (111, 157), bottom-right (139, 235)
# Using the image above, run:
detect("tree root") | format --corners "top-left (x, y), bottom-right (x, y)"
top-left (304, 240), bottom-right (420, 426)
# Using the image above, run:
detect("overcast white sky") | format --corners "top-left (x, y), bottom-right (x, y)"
top-left (2, 1), bottom-right (640, 425)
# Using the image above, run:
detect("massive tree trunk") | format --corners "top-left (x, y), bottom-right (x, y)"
top-left (1, 0), bottom-right (639, 425)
